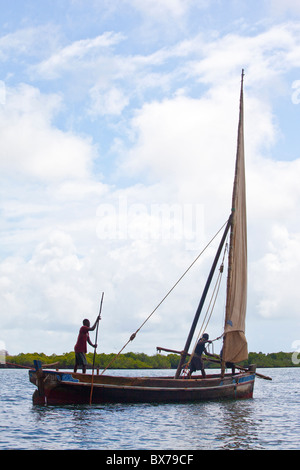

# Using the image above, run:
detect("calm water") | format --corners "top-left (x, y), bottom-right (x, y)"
top-left (0, 367), bottom-right (299, 450)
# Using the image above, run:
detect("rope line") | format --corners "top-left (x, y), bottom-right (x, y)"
top-left (100, 218), bottom-right (229, 375)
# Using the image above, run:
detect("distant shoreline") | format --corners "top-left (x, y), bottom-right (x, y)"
top-left (1, 350), bottom-right (298, 369)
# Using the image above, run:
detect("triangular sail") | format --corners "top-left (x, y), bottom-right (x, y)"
top-left (222, 70), bottom-right (248, 364)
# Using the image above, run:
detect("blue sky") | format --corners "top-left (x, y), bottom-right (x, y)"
top-left (1, 0), bottom-right (300, 359)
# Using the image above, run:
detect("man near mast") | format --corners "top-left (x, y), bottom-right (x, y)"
top-left (188, 333), bottom-right (214, 378)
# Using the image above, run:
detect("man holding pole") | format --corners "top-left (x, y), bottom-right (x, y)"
top-left (74, 316), bottom-right (100, 374)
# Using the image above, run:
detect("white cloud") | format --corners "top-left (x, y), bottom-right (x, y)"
top-left (88, 86), bottom-right (129, 116)
top-left (33, 32), bottom-right (125, 80)
top-left (252, 225), bottom-right (300, 320)
top-left (185, 23), bottom-right (300, 88)
top-left (0, 84), bottom-right (96, 181)
top-left (128, 0), bottom-right (198, 19)
top-left (0, 24), bottom-right (60, 61)
top-left (0, 232), bottom-right (94, 340)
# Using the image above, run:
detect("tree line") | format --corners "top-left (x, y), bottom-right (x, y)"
top-left (2, 350), bottom-right (298, 369)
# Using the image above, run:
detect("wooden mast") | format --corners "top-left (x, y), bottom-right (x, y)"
top-left (174, 215), bottom-right (232, 379)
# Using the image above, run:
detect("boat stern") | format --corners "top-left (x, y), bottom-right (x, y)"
top-left (235, 364), bottom-right (256, 399)
top-left (29, 360), bottom-right (63, 405)
top-left (29, 361), bottom-right (47, 405)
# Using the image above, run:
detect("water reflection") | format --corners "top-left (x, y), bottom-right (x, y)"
top-left (1, 368), bottom-right (299, 449)
top-left (215, 401), bottom-right (260, 449)
top-left (29, 396), bottom-right (268, 450)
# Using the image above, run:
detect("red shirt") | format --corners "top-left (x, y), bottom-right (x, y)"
top-left (74, 326), bottom-right (90, 353)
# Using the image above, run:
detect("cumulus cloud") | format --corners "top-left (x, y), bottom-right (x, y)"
top-left (251, 225), bottom-right (300, 320)
top-left (0, 84), bottom-right (96, 181)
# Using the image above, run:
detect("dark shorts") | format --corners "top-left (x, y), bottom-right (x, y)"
top-left (189, 355), bottom-right (204, 373)
top-left (75, 352), bottom-right (87, 366)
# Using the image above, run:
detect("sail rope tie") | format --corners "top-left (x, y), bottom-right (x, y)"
top-left (99, 218), bottom-right (230, 376)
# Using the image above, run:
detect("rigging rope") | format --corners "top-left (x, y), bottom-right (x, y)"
top-left (100, 218), bottom-right (230, 375)
top-left (196, 242), bottom-right (228, 342)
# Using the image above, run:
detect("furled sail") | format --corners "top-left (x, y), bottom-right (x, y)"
top-left (222, 70), bottom-right (248, 364)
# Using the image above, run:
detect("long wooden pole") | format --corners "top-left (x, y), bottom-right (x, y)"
top-left (174, 215), bottom-right (232, 379)
top-left (89, 292), bottom-right (104, 405)
top-left (158, 347), bottom-right (272, 380)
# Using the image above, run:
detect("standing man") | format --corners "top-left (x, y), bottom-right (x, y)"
top-left (74, 317), bottom-right (100, 374)
top-left (188, 333), bottom-right (214, 378)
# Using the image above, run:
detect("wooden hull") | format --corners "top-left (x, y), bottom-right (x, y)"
top-left (29, 368), bottom-right (256, 405)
